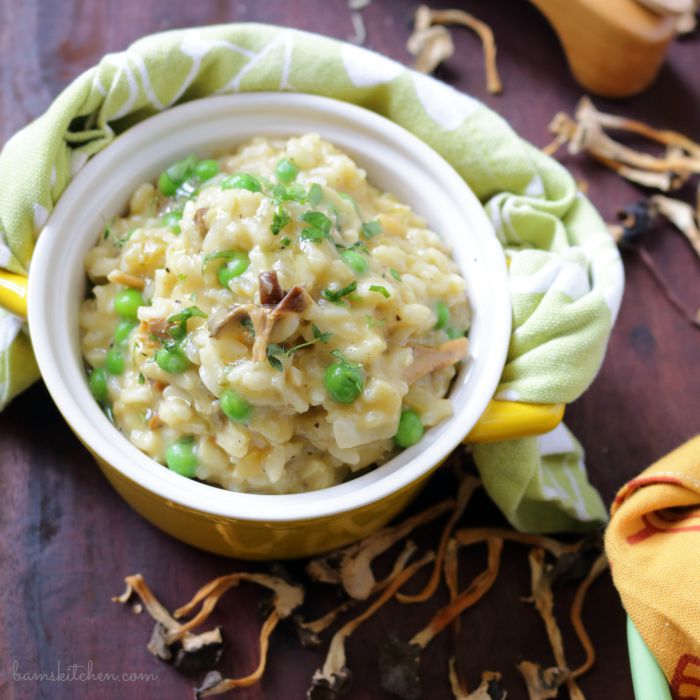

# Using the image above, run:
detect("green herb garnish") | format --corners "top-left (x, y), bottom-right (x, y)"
top-left (369, 284), bottom-right (390, 299)
top-left (280, 237), bottom-right (292, 248)
top-left (307, 183), bottom-right (323, 206)
top-left (361, 220), bottom-right (382, 239)
top-left (271, 205), bottom-right (291, 236)
top-left (265, 325), bottom-right (332, 371)
top-left (322, 281), bottom-right (358, 304)
top-left (167, 306), bottom-right (207, 340)
top-left (389, 268), bottom-right (402, 281)
top-left (365, 315), bottom-right (386, 329)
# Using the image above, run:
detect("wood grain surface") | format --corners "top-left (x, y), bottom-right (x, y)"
top-left (1, 1), bottom-right (699, 699)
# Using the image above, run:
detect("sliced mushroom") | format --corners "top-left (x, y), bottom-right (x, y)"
top-left (194, 207), bottom-right (210, 237)
top-left (259, 271), bottom-right (284, 305)
top-left (107, 270), bottom-right (145, 290)
top-left (404, 337), bottom-right (469, 383)
top-left (208, 286), bottom-right (314, 363)
top-left (144, 317), bottom-right (173, 340)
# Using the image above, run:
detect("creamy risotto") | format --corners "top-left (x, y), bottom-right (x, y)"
top-left (80, 134), bottom-right (470, 494)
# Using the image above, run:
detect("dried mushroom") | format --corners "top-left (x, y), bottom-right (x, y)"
top-left (194, 610), bottom-right (280, 697)
top-left (517, 661), bottom-right (568, 700)
top-left (397, 476), bottom-right (479, 603)
top-left (309, 552), bottom-right (434, 700)
top-left (208, 284), bottom-right (314, 361)
top-left (409, 5), bottom-right (502, 93)
top-left (523, 549), bottom-right (584, 700)
top-left (171, 571), bottom-right (304, 640)
top-left (306, 499), bottom-right (453, 599)
top-left (449, 665), bottom-right (507, 700)
top-left (113, 574), bottom-right (223, 675)
top-left (113, 472), bottom-right (608, 699)
top-left (296, 541), bottom-right (418, 645)
top-left (259, 270), bottom-right (284, 305)
top-left (570, 553), bottom-right (608, 678)
top-left (545, 97), bottom-right (700, 191)
top-left (404, 337), bottom-right (470, 384)
top-left (407, 6), bottom-right (455, 74)
top-left (380, 538), bottom-right (503, 699)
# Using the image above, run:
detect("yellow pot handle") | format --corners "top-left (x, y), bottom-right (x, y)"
top-left (465, 400), bottom-right (565, 444)
top-left (0, 271), bottom-right (28, 319)
top-left (0, 270), bottom-right (563, 444)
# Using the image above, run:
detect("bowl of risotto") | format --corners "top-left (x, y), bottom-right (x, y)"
top-left (25, 94), bottom-right (563, 558)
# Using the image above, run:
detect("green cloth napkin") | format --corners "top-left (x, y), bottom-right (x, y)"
top-left (0, 23), bottom-right (623, 532)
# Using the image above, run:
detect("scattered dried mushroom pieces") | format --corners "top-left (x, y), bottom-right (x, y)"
top-left (545, 96), bottom-right (700, 191)
top-left (544, 97), bottom-right (700, 330)
top-left (113, 570), bottom-right (304, 687)
top-left (408, 5), bottom-right (503, 94)
top-left (113, 475), bottom-right (607, 699)
top-left (306, 497), bottom-right (454, 600)
top-left (308, 551), bottom-right (435, 700)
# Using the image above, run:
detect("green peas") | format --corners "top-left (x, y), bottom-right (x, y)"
top-left (446, 327), bottom-right (464, 340)
top-left (166, 155), bottom-right (197, 183)
top-left (394, 409), bottom-right (424, 448)
top-left (105, 346), bottom-right (125, 375)
top-left (158, 172), bottom-right (177, 197)
top-left (324, 361), bottom-right (364, 404)
top-left (340, 249), bottom-right (369, 275)
top-left (220, 389), bottom-right (251, 423)
top-left (166, 436), bottom-right (198, 477)
top-left (155, 344), bottom-right (190, 374)
top-left (221, 173), bottom-right (262, 193)
top-left (194, 159), bottom-right (220, 181)
top-left (161, 210), bottom-right (183, 234)
top-left (114, 288), bottom-right (144, 320)
top-left (275, 158), bottom-right (298, 183)
top-left (158, 155), bottom-right (197, 196)
top-left (88, 367), bottom-right (109, 404)
top-left (434, 301), bottom-right (450, 330)
top-left (114, 319), bottom-right (137, 345)
top-left (217, 251), bottom-right (250, 287)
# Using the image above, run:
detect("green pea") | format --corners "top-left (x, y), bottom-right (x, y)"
top-left (88, 367), bottom-right (109, 404)
top-left (114, 319), bottom-right (137, 345)
top-left (161, 210), bottom-right (183, 234)
top-left (324, 361), bottom-right (364, 404)
top-left (217, 251), bottom-right (250, 287)
top-left (221, 173), bottom-right (262, 192)
top-left (276, 158), bottom-right (298, 183)
top-left (340, 249), bottom-right (369, 275)
top-left (166, 437), bottom-right (198, 477)
top-left (155, 345), bottom-right (190, 374)
top-left (194, 159), bottom-right (220, 181)
top-left (446, 327), bottom-right (464, 340)
top-left (220, 388), bottom-right (251, 422)
top-left (394, 409), bottom-right (424, 448)
top-left (114, 288), bottom-right (144, 320)
top-left (158, 171), bottom-right (177, 197)
top-left (165, 155), bottom-right (197, 184)
top-left (434, 301), bottom-right (450, 330)
top-left (105, 346), bottom-right (125, 375)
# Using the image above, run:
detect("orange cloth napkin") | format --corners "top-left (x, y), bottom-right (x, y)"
top-left (606, 436), bottom-right (700, 699)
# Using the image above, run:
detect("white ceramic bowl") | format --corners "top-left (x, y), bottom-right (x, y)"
top-left (28, 93), bottom-right (512, 557)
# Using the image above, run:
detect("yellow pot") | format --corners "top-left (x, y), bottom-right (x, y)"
top-left (2, 94), bottom-right (563, 559)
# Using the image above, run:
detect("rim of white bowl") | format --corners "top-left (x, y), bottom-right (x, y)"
top-left (28, 93), bottom-right (511, 522)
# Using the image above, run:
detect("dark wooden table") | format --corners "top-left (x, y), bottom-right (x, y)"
top-left (1, 1), bottom-right (699, 698)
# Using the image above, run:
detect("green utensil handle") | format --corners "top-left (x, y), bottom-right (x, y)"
top-left (627, 616), bottom-right (671, 700)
